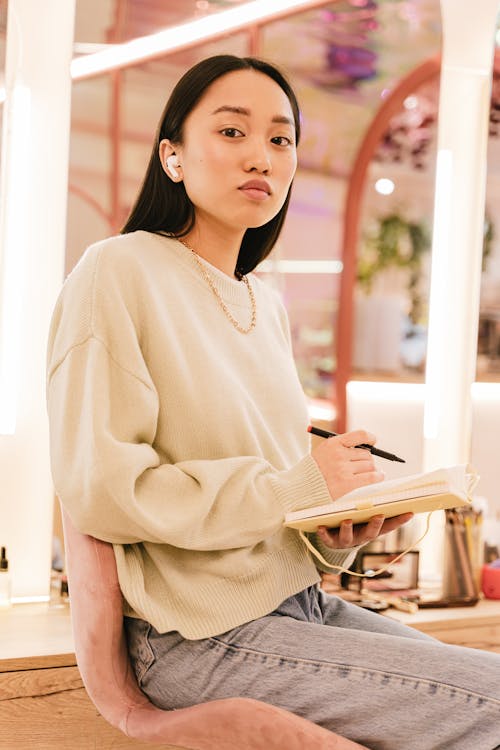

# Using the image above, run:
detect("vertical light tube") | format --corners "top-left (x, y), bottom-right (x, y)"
top-left (0, 0), bottom-right (75, 600)
top-left (0, 85), bottom-right (30, 434)
top-left (422, 149), bottom-right (452, 448)
top-left (424, 1), bottom-right (499, 467)
top-left (420, 0), bottom-right (500, 580)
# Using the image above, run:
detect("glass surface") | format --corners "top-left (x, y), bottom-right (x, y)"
top-left (479, 67), bottom-right (500, 382)
top-left (67, 0), bottom-right (446, 403)
top-left (257, 2), bottom-right (442, 400)
top-left (73, 0), bottom-right (256, 45)
top-left (353, 76), bottom-right (439, 383)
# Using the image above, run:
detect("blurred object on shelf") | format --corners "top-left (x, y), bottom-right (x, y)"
top-left (320, 572), bottom-right (342, 595)
top-left (52, 535), bottom-right (64, 572)
top-left (355, 550), bottom-right (419, 591)
top-left (361, 590), bottom-right (419, 614)
top-left (478, 306), bottom-right (500, 372)
top-left (481, 559), bottom-right (500, 599)
top-left (353, 293), bottom-right (404, 373)
top-left (482, 502), bottom-right (500, 564)
top-left (485, 542), bottom-right (500, 563)
top-left (400, 319), bottom-right (427, 370)
top-left (336, 549), bottom-right (419, 597)
top-left (442, 508), bottom-right (482, 602)
top-left (289, 299), bottom-right (337, 401)
top-left (49, 570), bottom-right (70, 609)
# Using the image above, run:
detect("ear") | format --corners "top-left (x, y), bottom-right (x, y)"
top-left (159, 138), bottom-right (183, 182)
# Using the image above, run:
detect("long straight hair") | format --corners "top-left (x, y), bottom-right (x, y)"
top-left (121, 55), bottom-right (301, 275)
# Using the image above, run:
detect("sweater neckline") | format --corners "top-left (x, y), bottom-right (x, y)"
top-left (148, 231), bottom-right (255, 308)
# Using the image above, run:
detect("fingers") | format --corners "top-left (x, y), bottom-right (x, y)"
top-left (310, 429), bottom-right (383, 501)
top-left (345, 447), bottom-right (378, 461)
top-left (317, 525), bottom-right (342, 548)
top-left (361, 514), bottom-right (386, 540)
top-left (339, 430), bottom-right (376, 449)
top-left (317, 512), bottom-right (415, 550)
top-left (379, 512), bottom-right (414, 535)
top-left (317, 521), bottom-right (356, 548)
top-left (338, 519), bottom-right (355, 547)
top-left (357, 512), bottom-right (414, 541)
top-left (352, 470), bottom-right (385, 486)
top-left (351, 459), bottom-right (383, 475)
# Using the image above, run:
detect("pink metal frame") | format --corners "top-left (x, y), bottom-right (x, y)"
top-left (335, 55), bottom-right (441, 430)
top-left (335, 50), bottom-right (500, 431)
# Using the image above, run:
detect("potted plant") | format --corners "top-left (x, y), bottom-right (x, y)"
top-left (357, 211), bottom-right (493, 323)
top-left (357, 212), bottom-right (431, 325)
top-left (354, 211), bottom-right (493, 372)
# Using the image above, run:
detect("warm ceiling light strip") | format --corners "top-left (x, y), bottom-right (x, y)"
top-left (71, 0), bottom-right (331, 80)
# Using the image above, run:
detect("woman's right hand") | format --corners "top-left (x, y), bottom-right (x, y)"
top-left (311, 430), bottom-right (385, 501)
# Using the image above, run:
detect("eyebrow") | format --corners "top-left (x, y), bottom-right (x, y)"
top-left (211, 105), bottom-right (294, 127)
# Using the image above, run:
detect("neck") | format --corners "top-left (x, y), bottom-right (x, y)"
top-left (182, 219), bottom-right (245, 278)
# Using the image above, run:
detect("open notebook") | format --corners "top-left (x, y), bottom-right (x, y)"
top-left (284, 465), bottom-right (477, 533)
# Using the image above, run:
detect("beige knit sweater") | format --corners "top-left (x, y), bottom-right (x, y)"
top-left (46, 231), bottom-right (356, 639)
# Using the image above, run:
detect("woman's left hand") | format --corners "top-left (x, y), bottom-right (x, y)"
top-left (317, 512), bottom-right (414, 549)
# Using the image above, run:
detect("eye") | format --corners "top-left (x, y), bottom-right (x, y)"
top-left (271, 136), bottom-right (294, 147)
top-left (220, 128), bottom-right (244, 138)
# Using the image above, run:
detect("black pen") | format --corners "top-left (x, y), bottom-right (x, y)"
top-left (307, 425), bottom-right (405, 463)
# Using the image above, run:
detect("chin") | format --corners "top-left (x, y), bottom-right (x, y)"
top-left (245, 218), bottom-right (273, 229)
top-left (240, 207), bottom-right (280, 229)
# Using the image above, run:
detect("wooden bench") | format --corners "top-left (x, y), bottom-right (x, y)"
top-left (1, 598), bottom-right (499, 749)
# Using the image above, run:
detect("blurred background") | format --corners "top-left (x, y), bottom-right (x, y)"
top-left (27, 1), bottom-right (500, 417)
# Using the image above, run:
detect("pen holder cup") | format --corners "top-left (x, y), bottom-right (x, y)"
top-left (442, 521), bottom-right (479, 599)
top-left (481, 563), bottom-right (500, 599)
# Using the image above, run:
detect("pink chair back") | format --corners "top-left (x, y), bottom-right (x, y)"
top-left (61, 505), bottom-right (368, 750)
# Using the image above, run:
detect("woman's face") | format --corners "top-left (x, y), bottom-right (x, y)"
top-left (170, 69), bottom-right (298, 236)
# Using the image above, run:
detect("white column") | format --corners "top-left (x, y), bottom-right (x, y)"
top-left (420, 0), bottom-right (500, 579)
top-left (0, 0), bottom-right (75, 600)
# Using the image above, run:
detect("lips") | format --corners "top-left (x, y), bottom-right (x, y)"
top-left (238, 179), bottom-right (272, 195)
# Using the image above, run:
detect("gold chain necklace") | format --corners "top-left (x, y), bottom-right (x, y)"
top-left (178, 237), bottom-right (257, 334)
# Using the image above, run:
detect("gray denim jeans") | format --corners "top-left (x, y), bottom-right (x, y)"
top-left (124, 586), bottom-right (500, 750)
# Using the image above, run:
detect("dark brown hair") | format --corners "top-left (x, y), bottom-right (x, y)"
top-left (121, 54), bottom-right (301, 275)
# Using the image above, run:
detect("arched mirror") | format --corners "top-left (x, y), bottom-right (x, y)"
top-left (335, 54), bottom-right (441, 431)
top-left (336, 48), bottom-right (500, 433)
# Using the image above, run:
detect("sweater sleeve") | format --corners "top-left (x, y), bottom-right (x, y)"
top-left (304, 533), bottom-right (360, 574)
top-left (47, 335), bottom-right (331, 549)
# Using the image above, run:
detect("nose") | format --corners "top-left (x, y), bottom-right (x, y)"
top-left (243, 138), bottom-right (272, 174)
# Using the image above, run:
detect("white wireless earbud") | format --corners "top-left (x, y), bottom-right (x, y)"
top-left (166, 155), bottom-right (181, 179)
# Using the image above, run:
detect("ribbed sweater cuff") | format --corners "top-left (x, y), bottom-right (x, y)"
top-left (306, 533), bottom-right (360, 573)
top-left (270, 454), bottom-right (331, 514)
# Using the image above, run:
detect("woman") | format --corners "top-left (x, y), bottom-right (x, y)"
top-left (47, 55), bottom-right (500, 750)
